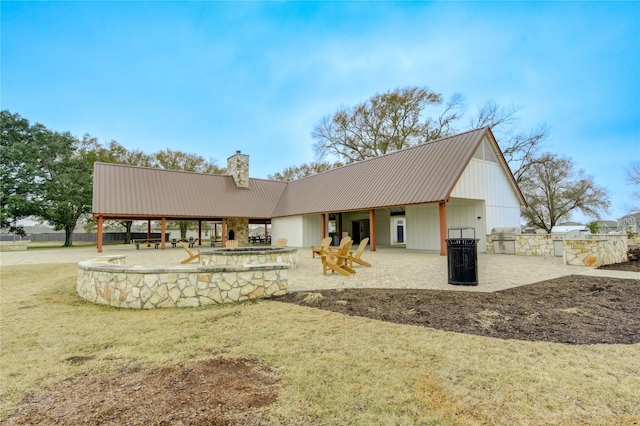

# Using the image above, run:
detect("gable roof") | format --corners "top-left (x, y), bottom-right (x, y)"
top-left (272, 127), bottom-right (524, 216)
top-left (92, 127), bottom-right (525, 220)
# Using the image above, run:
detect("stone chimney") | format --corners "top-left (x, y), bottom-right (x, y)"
top-left (227, 150), bottom-right (249, 188)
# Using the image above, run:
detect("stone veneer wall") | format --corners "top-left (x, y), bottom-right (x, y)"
top-left (201, 247), bottom-right (298, 268)
top-left (77, 255), bottom-right (288, 309)
top-left (0, 241), bottom-right (30, 252)
top-left (486, 234), bottom-right (629, 267)
top-left (227, 217), bottom-right (249, 245)
top-left (563, 235), bottom-right (628, 267)
top-left (486, 234), bottom-right (554, 256)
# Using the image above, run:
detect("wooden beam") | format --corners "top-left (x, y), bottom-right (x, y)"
top-left (198, 220), bottom-right (202, 245)
top-left (161, 217), bottom-right (166, 250)
top-left (321, 214), bottom-right (326, 239)
top-left (97, 215), bottom-right (103, 253)
top-left (369, 209), bottom-right (376, 251)
top-left (147, 220), bottom-right (151, 247)
top-left (439, 202), bottom-right (447, 256)
top-left (339, 212), bottom-right (343, 241)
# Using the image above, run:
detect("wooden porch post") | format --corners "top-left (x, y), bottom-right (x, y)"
top-left (222, 218), bottom-right (227, 247)
top-left (339, 212), bottom-right (343, 241)
top-left (96, 215), bottom-right (103, 253)
top-left (161, 217), bottom-right (166, 250)
top-left (264, 220), bottom-right (268, 242)
top-left (369, 209), bottom-right (376, 252)
top-left (439, 201), bottom-right (447, 256)
top-left (147, 220), bottom-right (151, 247)
top-left (198, 220), bottom-right (202, 245)
top-left (321, 214), bottom-right (326, 239)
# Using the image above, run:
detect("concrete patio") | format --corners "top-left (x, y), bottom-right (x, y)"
top-left (2, 244), bottom-right (635, 293)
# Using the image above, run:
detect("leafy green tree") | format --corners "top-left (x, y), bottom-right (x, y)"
top-left (37, 136), bottom-right (93, 246)
top-left (0, 110), bottom-right (44, 236)
top-left (267, 161), bottom-right (345, 181)
top-left (520, 153), bottom-right (610, 232)
top-left (80, 138), bottom-right (153, 243)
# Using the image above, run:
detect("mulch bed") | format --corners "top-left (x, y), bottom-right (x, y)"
top-left (274, 260), bottom-right (640, 345)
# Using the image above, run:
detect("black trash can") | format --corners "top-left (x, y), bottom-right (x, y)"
top-left (445, 227), bottom-right (479, 286)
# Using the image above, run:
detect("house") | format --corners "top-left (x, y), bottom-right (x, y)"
top-left (92, 127), bottom-right (526, 255)
top-left (618, 212), bottom-right (640, 234)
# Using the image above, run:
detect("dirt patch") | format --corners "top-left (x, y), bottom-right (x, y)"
top-left (276, 273), bottom-right (640, 345)
top-left (1, 358), bottom-right (279, 426)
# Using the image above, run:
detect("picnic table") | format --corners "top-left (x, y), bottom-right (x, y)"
top-left (170, 238), bottom-right (217, 248)
top-left (133, 239), bottom-right (162, 250)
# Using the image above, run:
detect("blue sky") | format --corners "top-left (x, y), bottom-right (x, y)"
top-left (2, 1), bottom-right (639, 222)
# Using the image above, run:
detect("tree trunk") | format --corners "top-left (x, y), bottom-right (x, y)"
top-left (124, 221), bottom-right (133, 244)
top-left (63, 226), bottom-right (73, 247)
top-left (180, 221), bottom-right (188, 239)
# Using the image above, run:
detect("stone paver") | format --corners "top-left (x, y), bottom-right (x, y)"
top-left (3, 244), bottom-right (635, 293)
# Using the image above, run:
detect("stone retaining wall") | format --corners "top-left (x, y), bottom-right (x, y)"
top-left (563, 235), bottom-right (628, 267)
top-left (77, 255), bottom-right (288, 309)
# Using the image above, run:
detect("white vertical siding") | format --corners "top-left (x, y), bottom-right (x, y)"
top-left (406, 204), bottom-right (440, 250)
top-left (451, 158), bottom-right (521, 207)
top-left (451, 157), bottom-right (522, 235)
top-left (271, 216), bottom-right (304, 247)
top-left (446, 198), bottom-right (487, 252)
top-left (375, 209), bottom-right (391, 245)
top-left (406, 200), bottom-right (488, 252)
top-left (302, 215), bottom-right (322, 247)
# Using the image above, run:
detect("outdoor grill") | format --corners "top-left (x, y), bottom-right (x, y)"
top-left (550, 226), bottom-right (589, 256)
top-left (490, 227), bottom-right (520, 255)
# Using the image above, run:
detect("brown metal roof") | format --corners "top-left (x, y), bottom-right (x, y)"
top-left (92, 163), bottom-right (287, 220)
top-left (272, 127), bottom-right (511, 216)
top-left (92, 127), bottom-right (525, 220)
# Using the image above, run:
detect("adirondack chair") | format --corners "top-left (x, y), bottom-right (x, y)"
top-left (179, 241), bottom-right (200, 264)
top-left (348, 237), bottom-right (372, 268)
top-left (311, 237), bottom-right (332, 258)
top-left (225, 240), bottom-right (238, 248)
top-left (326, 236), bottom-right (352, 255)
top-left (322, 240), bottom-right (356, 276)
top-left (275, 237), bottom-right (288, 247)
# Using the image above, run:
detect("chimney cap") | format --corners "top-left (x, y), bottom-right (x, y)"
top-left (236, 150), bottom-right (241, 154)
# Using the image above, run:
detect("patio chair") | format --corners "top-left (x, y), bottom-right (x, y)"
top-left (179, 241), bottom-right (200, 264)
top-left (275, 238), bottom-right (288, 247)
top-left (225, 240), bottom-right (238, 248)
top-left (326, 236), bottom-right (352, 255)
top-left (311, 237), bottom-right (332, 258)
top-left (348, 237), bottom-right (372, 268)
top-left (322, 240), bottom-right (356, 276)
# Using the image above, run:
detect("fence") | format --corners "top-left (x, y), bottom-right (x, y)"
top-left (1, 232), bottom-right (172, 243)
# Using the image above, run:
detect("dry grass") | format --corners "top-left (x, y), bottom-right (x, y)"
top-left (1, 263), bottom-right (639, 425)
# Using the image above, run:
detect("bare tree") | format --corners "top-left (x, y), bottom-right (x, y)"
top-left (520, 153), bottom-right (610, 232)
top-left (267, 161), bottom-right (345, 181)
top-left (469, 101), bottom-right (548, 184)
top-left (625, 161), bottom-right (640, 213)
top-left (312, 87), bottom-right (465, 162)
